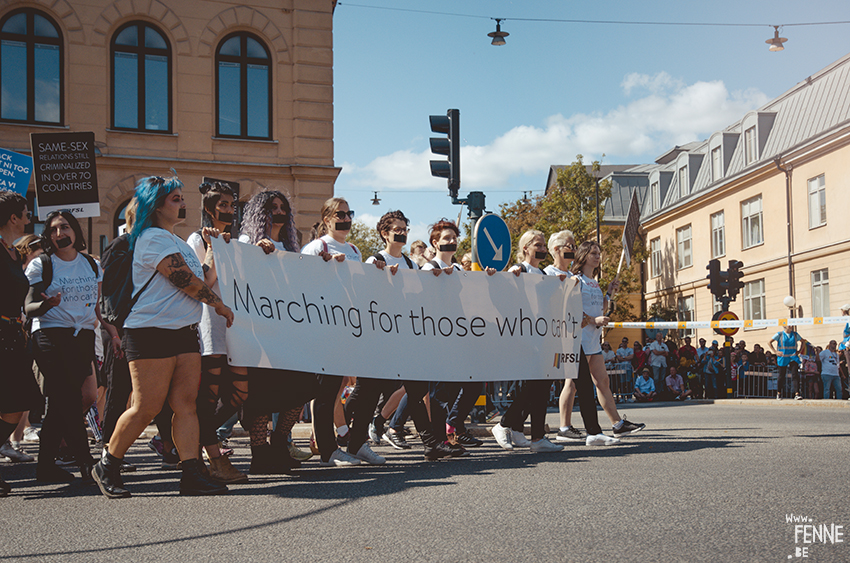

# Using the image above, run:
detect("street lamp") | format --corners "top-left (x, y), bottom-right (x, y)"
top-left (783, 295), bottom-right (796, 318)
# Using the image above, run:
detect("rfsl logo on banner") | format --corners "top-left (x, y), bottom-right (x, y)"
top-left (0, 147), bottom-right (33, 196)
top-left (29, 131), bottom-right (100, 219)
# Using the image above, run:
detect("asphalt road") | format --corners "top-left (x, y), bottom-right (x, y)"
top-left (2, 401), bottom-right (849, 563)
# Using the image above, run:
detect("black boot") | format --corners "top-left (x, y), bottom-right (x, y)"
top-left (179, 458), bottom-right (228, 496)
top-left (92, 454), bottom-right (130, 498)
top-left (419, 430), bottom-right (452, 461)
top-left (271, 431), bottom-right (300, 471)
top-left (79, 461), bottom-right (95, 485)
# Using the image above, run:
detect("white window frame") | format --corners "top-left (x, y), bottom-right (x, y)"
top-left (710, 211), bottom-right (725, 259)
top-left (677, 295), bottom-right (695, 338)
top-left (711, 146), bottom-right (722, 181)
top-left (808, 174), bottom-right (826, 229)
top-left (679, 166), bottom-right (688, 197)
top-left (676, 225), bottom-right (692, 270)
top-left (743, 279), bottom-right (766, 322)
top-left (741, 195), bottom-right (763, 249)
top-left (744, 126), bottom-right (757, 165)
top-left (650, 237), bottom-right (661, 278)
top-left (812, 269), bottom-right (829, 318)
top-left (650, 181), bottom-right (660, 212)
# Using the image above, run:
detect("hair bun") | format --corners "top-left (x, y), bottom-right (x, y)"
top-left (199, 182), bottom-right (212, 195)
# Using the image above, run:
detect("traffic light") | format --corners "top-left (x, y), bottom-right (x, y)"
top-left (727, 260), bottom-right (745, 300)
top-left (429, 109), bottom-right (460, 198)
top-left (706, 259), bottom-right (728, 299)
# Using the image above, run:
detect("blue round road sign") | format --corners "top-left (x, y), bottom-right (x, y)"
top-left (473, 214), bottom-right (511, 271)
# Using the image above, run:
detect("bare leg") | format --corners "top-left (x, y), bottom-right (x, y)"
top-left (558, 379), bottom-right (576, 428)
top-left (587, 354), bottom-right (621, 425)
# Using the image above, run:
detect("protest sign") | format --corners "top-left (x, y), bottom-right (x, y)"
top-left (0, 148), bottom-right (33, 195)
top-left (213, 237), bottom-right (583, 382)
top-left (30, 131), bottom-right (100, 219)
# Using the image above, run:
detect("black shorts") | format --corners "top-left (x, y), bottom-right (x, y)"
top-left (123, 326), bottom-right (200, 362)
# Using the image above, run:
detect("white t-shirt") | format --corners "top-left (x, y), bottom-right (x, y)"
top-left (187, 231), bottom-right (227, 356)
top-left (301, 235), bottom-right (362, 262)
top-left (543, 264), bottom-right (569, 276)
top-left (124, 228), bottom-right (204, 330)
top-left (25, 253), bottom-right (102, 334)
top-left (364, 250), bottom-right (419, 270)
top-left (648, 340), bottom-right (668, 368)
top-left (819, 349), bottom-right (840, 377)
top-left (508, 262), bottom-right (544, 275)
top-left (421, 257), bottom-right (461, 271)
top-left (577, 272), bottom-right (604, 355)
top-left (236, 233), bottom-right (289, 253)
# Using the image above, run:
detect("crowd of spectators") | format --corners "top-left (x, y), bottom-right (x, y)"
top-left (600, 331), bottom-right (850, 402)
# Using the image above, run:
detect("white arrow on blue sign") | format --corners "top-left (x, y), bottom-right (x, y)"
top-left (473, 213), bottom-right (512, 271)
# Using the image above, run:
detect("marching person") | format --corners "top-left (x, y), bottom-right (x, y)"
top-left (186, 181), bottom-right (247, 484)
top-left (570, 241), bottom-right (645, 439)
top-left (0, 192), bottom-right (43, 495)
top-left (24, 210), bottom-right (119, 484)
top-left (490, 229), bottom-right (563, 453)
top-left (92, 174), bottom-right (233, 498)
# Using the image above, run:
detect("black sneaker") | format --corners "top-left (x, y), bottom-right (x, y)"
top-left (612, 417), bottom-right (646, 436)
top-left (445, 441), bottom-right (469, 457)
top-left (424, 442), bottom-right (453, 461)
top-left (383, 429), bottom-right (411, 450)
top-left (555, 426), bottom-right (584, 442)
top-left (92, 459), bottom-right (130, 499)
top-left (336, 431), bottom-right (350, 448)
top-left (454, 430), bottom-right (483, 448)
top-left (179, 459), bottom-right (228, 496)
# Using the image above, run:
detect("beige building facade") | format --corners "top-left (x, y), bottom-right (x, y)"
top-left (0, 0), bottom-right (339, 251)
top-left (610, 53), bottom-right (850, 351)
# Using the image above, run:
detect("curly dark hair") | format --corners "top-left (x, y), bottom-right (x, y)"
top-left (199, 181), bottom-right (235, 228)
top-left (0, 190), bottom-right (27, 227)
top-left (239, 189), bottom-right (298, 251)
top-left (376, 210), bottom-right (410, 244)
top-left (42, 210), bottom-right (87, 253)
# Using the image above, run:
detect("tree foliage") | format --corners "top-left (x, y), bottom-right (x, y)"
top-left (497, 155), bottom-right (648, 321)
top-left (346, 219), bottom-right (385, 259)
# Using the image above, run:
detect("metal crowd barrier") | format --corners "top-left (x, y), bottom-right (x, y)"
top-left (738, 365), bottom-right (779, 398)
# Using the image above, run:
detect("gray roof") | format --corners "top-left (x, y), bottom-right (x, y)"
top-left (555, 51), bottom-right (850, 223)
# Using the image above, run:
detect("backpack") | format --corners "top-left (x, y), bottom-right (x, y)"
top-left (371, 252), bottom-right (414, 270)
top-left (99, 234), bottom-right (156, 327)
top-left (37, 252), bottom-right (98, 287)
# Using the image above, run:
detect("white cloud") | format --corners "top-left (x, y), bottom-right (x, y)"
top-left (341, 73), bottom-right (769, 191)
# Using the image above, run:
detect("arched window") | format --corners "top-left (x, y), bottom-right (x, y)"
top-left (215, 32), bottom-right (270, 139)
top-left (111, 21), bottom-right (171, 132)
top-left (0, 8), bottom-right (63, 124)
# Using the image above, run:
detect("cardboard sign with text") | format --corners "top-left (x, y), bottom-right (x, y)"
top-left (30, 131), bottom-right (99, 219)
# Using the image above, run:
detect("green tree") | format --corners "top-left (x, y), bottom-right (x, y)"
top-left (496, 155), bottom-right (647, 321)
top-left (346, 219), bottom-right (384, 259)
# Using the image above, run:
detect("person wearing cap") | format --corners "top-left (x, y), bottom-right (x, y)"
top-left (704, 341), bottom-right (724, 399)
top-left (633, 368), bottom-right (657, 402)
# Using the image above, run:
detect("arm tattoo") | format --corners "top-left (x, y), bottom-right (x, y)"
top-left (169, 270), bottom-right (193, 288)
top-left (168, 253), bottom-right (187, 269)
top-left (196, 285), bottom-right (222, 306)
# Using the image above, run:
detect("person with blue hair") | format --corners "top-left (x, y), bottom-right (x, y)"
top-left (92, 174), bottom-right (234, 499)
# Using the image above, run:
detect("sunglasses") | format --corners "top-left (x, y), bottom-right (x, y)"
top-left (333, 210), bottom-right (355, 220)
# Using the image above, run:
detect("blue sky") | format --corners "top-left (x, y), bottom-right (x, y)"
top-left (332, 1), bottom-right (850, 244)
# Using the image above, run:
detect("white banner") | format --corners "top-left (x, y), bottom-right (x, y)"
top-left (213, 238), bottom-right (583, 382)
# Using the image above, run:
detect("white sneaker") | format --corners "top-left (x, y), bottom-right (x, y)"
top-left (490, 424), bottom-right (514, 450)
top-left (319, 448), bottom-right (362, 467)
top-left (585, 433), bottom-right (621, 446)
top-left (530, 437), bottom-right (564, 453)
top-left (353, 443), bottom-right (386, 465)
top-left (510, 430), bottom-right (532, 448)
top-left (0, 441), bottom-right (34, 462)
top-left (368, 421), bottom-right (383, 445)
top-left (23, 426), bottom-right (40, 442)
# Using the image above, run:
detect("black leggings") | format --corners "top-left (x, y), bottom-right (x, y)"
top-left (501, 379), bottom-right (549, 441)
top-left (575, 349), bottom-right (603, 435)
top-left (101, 326), bottom-right (130, 445)
top-left (344, 377), bottom-right (400, 453)
top-left (32, 328), bottom-right (95, 466)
